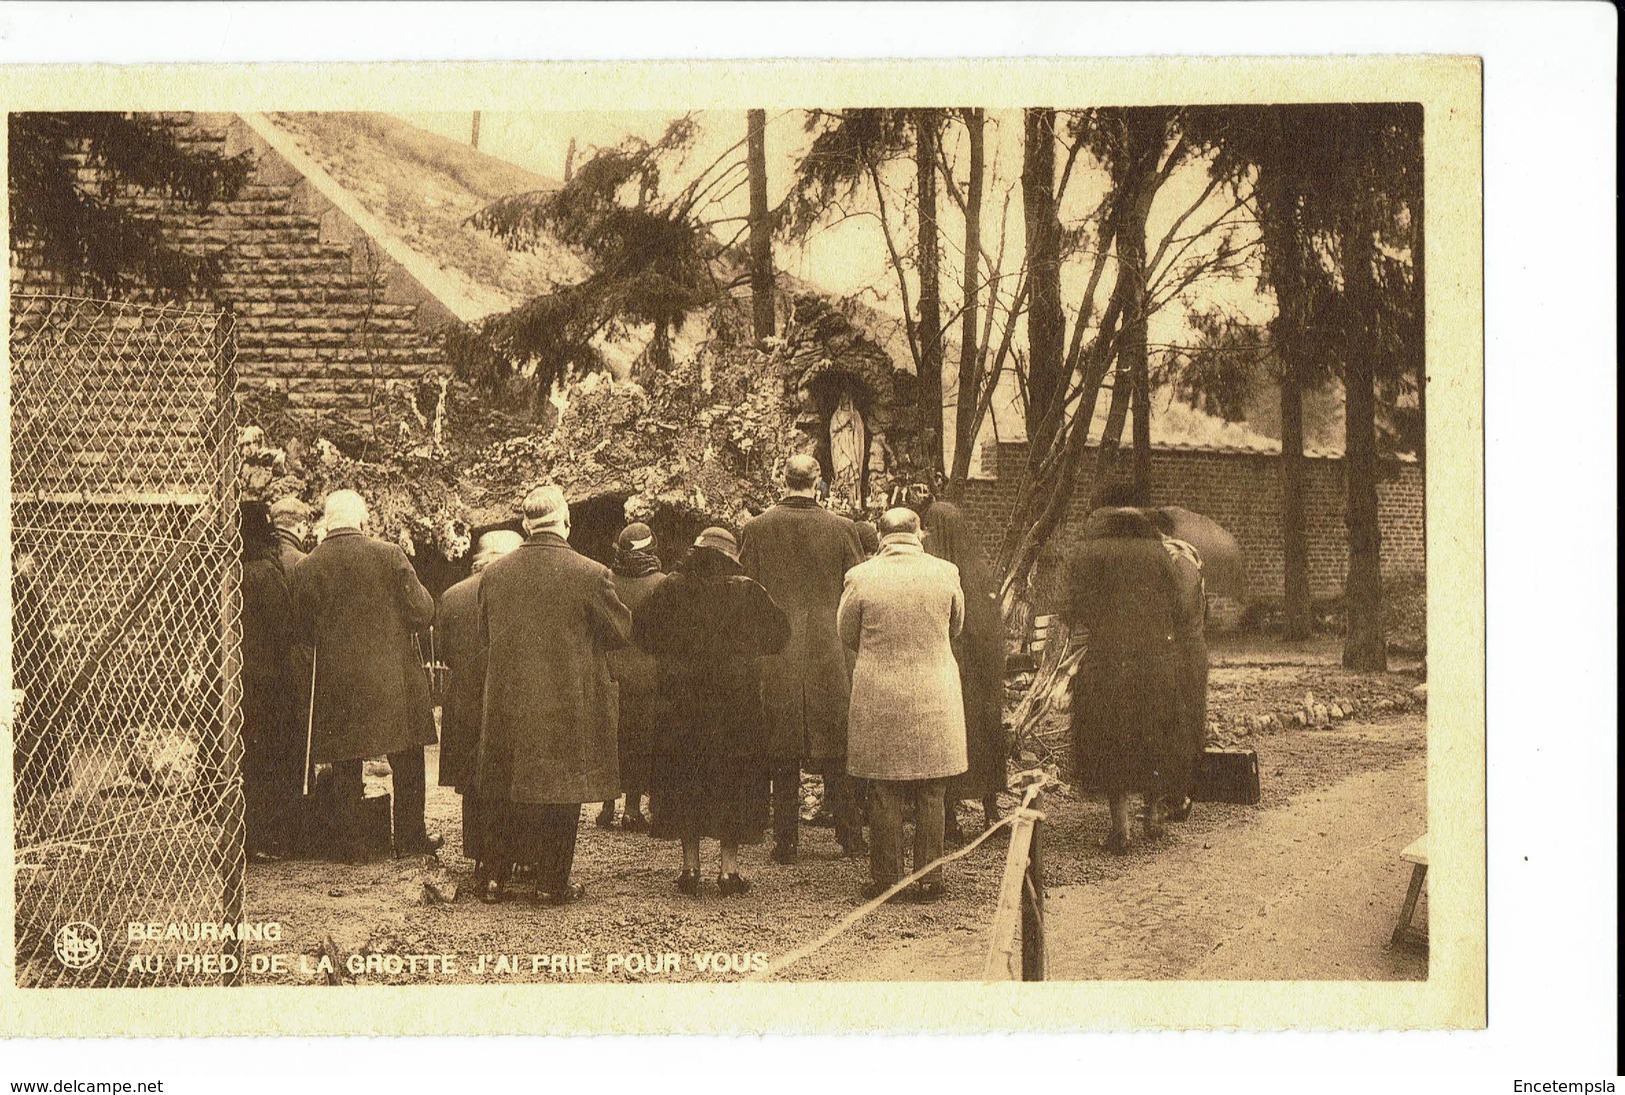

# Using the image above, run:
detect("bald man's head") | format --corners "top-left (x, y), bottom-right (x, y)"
top-left (877, 507), bottom-right (921, 537)
top-left (323, 489), bottom-right (369, 532)
top-left (783, 454), bottom-right (821, 493)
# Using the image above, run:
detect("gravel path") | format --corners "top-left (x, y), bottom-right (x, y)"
top-left (240, 660), bottom-right (1426, 986)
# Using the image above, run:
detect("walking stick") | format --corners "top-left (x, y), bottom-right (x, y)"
top-left (302, 643), bottom-right (317, 797)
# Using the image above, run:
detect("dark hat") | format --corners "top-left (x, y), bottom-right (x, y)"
top-left (693, 526), bottom-right (739, 559)
top-left (617, 522), bottom-right (655, 552)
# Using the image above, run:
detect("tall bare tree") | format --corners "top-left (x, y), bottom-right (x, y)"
top-left (915, 109), bottom-right (945, 477)
top-left (950, 107), bottom-right (986, 484)
top-left (746, 109), bottom-right (776, 340)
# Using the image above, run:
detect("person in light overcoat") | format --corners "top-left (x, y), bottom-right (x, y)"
top-left (838, 507), bottom-right (967, 900)
top-left (289, 490), bottom-right (439, 860)
top-left (474, 485), bottom-right (633, 904)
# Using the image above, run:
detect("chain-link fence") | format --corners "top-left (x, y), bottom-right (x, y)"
top-left (9, 293), bottom-right (244, 988)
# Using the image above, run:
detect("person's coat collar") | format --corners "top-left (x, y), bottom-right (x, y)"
top-left (523, 530), bottom-right (571, 548)
top-left (776, 494), bottom-right (820, 510)
top-left (877, 532), bottom-right (924, 555)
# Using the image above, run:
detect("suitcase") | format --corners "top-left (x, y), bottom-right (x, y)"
top-left (1193, 746), bottom-right (1261, 805)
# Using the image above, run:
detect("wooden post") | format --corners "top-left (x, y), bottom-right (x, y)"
top-left (1020, 793), bottom-right (1046, 981)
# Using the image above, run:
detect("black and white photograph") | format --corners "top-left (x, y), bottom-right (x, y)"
top-left (4, 0), bottom-right (1620, 1084)
top-left (5, 91), bottom-right (1453, 990)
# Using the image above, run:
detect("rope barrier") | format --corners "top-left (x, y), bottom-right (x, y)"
top-left (749, 779), bottom-right (1047, 982)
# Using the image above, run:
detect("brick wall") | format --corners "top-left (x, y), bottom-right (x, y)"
top-left (957, 442), bottom-right (1425, 604)
top-left (9, 113), bottom-right (444, 417)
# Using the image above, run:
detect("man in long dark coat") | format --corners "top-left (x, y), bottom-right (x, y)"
top-left (290, 489), bottom-right (440, 861)
top-left (241, 504), bottom-right (301, 859)
top-left (475, 485), bottom-right (633, 904)
top-left (920, 500), bottom-right (1008, 840)
top-left (1147, 512), bottom-right (1208, 821)
top-left (739, 453), bottom-right (864, 863)
top-left (436, 529), bottom-right (523, 865)
top-left (1063, 507), bottom-right (1190, 854)
top-left (269, 495), bottom-right (311, 573)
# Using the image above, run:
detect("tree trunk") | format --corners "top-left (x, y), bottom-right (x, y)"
top-left (1022, 108), bottom-right (1065, 468)
top-left (746, 109), bottom-right (776, 341)
top-left (1117, 113), bottom-right (1159, 506)
top-left (649, 320), bottom-right (672, 373)
top-left (1280, 354), bottom-right (1312, 640)
top-left (915, 108), bottom-right (945, 479)
top-left (1088, 361), bottom-right (1134, 510)
top-left (950, 107), bottom-right (985, 488)
top-left (1341, 229), bottom-right (1387, 671)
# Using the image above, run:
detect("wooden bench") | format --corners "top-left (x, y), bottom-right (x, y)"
top-left (1391, 833), bottom-right (1429, 950)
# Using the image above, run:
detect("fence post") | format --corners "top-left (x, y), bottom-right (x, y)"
top-left (211, 308), bottom-right (246, 987)
top-left (1020, 791), bottom-right (1046, 981)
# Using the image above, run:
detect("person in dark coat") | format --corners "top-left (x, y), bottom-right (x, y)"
top-left (475, 485), bottom-right (633, 905)
top-left (1063, 507), bottom-right (1190, 854)
top-left (269, 495), bottom-right (311, 573)
top-left (1147, 511), bottom-right (1209, 821)
top-left (919, 500), bottom-right (1008, 840)
top-left (436, 529), bottom-right (523, 865)
top-left (268, 495), bottom-right (313, 789)
top-left (241, 504), bottom-right (302, 859)
top-left (595, 522), bottom-right (665, 832)
top-left (739, 453), bottom-right (864, 863)
top-left (289, 489), bottom-right (440, 862)
top-left (634, 527), bottom-right (790, 896)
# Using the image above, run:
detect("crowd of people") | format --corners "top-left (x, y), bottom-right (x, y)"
top-left (238, 452), bottom-right (1209, 907)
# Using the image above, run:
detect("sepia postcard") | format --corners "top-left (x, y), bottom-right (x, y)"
top-left (0, 54), bottom-right (1484, 1037)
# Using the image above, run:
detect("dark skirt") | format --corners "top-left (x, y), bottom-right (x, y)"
top-left (649, 752), bottom-right (770, 845)
top-left (1070, 647), bottom-right (1189, 796)
top-left (1176, 636), bottom-right (1210, 800)
top-left (617, 688), bottom-right (655, 792)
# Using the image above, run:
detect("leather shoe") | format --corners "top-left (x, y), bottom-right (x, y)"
top-left (478, 878), bottom-right (504, 905)
top-left (912, 880), bottom-right (946, 903)
top-left (537, 881), bottom-right (587, 906)
top-left (395, 833), bottom-right (444, 858)
top-left (769, 842), bottom-right (798, 865)
top-left (675, 870), bottom-right (699, 896)
top-left (717, 873), bottom-right (751, 897)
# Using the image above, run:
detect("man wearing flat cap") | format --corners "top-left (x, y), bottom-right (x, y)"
top-left (475, 485), bottom-right (633, 904)
top-left (436, 528), bottom-right (524, 866)
top-left (268, 495), bottom-right (312, 574)
top-left (739, 452), bottom-right (866, 863)
top-left (289, 489), bottom-right (441, 861)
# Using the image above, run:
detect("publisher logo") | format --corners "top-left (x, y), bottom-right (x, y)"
top-left (54, 921), bottom-right (102, 969)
